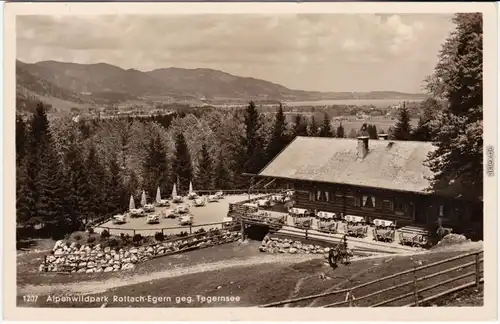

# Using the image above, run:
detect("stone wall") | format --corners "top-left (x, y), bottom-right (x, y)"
top-left (259, 235), bottom-right (333, 256)
top-left (41, 231), bottom-right (242, 273)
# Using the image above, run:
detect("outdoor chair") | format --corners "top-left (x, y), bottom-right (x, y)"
top-left (399, 231), bottom-right (421, 247)
top-left (318, 220), bottom-right (338, 234)
top-left (346, 222), bottom-right (368, 238)
top-left (294, 218), bottom-right (312, 229)
top-left (373, 227), bottom-right (396, 243)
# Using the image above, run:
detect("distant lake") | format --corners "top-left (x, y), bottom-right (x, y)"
top-left (283, 98), bottom-right (424, 108)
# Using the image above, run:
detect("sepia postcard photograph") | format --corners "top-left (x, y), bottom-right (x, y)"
top-left (3, 1), bottom-right (498, 322)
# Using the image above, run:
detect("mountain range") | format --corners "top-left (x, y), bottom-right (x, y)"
top-left (16, 59), bottom-right (428, 107)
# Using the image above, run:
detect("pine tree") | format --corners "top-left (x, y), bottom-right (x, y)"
top-left (85, 143), bottom-right (107, 223)
top-left (424, 13), bottom-right (483, 200)
top-left (214, 150), bottom-right (230, 190)
top-left (16, 115), bottom-right (30, 228)
top-left (63, 133), bottom-right (90, 229)
top-left (265, 104), bottom-right (289, 163)
top-left (392, 103), bottom-right (413, 140)
top-left (142, 132), bottom-right (169, 199)
top-left (16, 159), bottom-right (33, 228)
top-left (319, 113), bottom-right (333, 137)
top-left (16, 115), bottom-right (27, 163)
top-left (413, 98), bottom-right (440, 141)
top-left (240, 101), bottom-right (265, 175)
top-left (293, 114), bottom-right (308, 137)
top-left (336, 123), bottom-right (345, 138)
top-left (127, 171), bottom-right (140, 198)
top-left (308, 116), bottom-right (319, 136)
top-left (37, 143), bottom-right (71, 237)
top-left (196, 143), bottom-right (213, 190)
top-left (20, 103), bottom-right (66, 233)
top-left (106, 156), bottom-right (127, 215)
top-left (367, 124), bottom-right (378, 139)
top-left (172, 132), bottom-right (193, 195)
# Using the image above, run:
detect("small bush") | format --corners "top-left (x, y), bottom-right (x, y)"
top-left (133, 234), bottom-right (143, 243)
top-left (108, 238), bottom-right (119, 248)
top-left (155, 232), bottom-right (165, 242)
top-left (195, 228), bottom-right (206, 234)
top-left (87, 236), bottom-right (96, 244)
top-left (87, 227), bottom-right (95, 235)
top-left (88, 243), bottom-right (95, 248)
top-left (178, 231), bottom-right (188, 237)
top-left (100, 230), bottom-right (110, 239)
top-left (74, 234), bottom-right (82, 241)
top-left (74, 243), bottom-right (81, 250)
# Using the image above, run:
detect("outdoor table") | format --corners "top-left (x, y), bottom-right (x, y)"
top-left (373, 218), bottom-right (395, 227)
top-left (257, 199), bottom-right (270, 207)
top-left (289, 207), bottom-right (308, 217)
top-left (317, 211), bottom-right (336, 220)
top-left (345, 215), bottom-right (365, 223)
top-left (243, 203), bottom-right (258, 208)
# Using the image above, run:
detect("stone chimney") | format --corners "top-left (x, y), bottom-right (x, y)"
top-left (357, 136), bottom-right (369, 159)
top-left (378, 134), bottom-right (389, 140)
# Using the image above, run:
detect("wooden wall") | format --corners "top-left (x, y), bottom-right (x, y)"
top-left (291, 180), bottom-right (482, 229)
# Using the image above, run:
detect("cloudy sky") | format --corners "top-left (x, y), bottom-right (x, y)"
top-left (17, 14), bottom-right (455, 93)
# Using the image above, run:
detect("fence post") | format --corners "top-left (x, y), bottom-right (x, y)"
top-left (189, 225), bottom-right (192, 234)
top-left (305, 227), bottom-right (309, 240)
top-left (240, 218), bottom-right (245, 241)
top-left (345, 290), bottom-right (355, 307)
top-left (475, 252), bottom-right (481, 289)
top-left (133, 229), bottom-right (136, 236)
top-left (161, 228), bottom-right (164, 236)
top-left (413, 265), bottom-right (419, 306)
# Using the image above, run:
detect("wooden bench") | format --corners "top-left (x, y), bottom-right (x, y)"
top-left (346, 223), bottom-right (368, 238)
top-left (318, 221), bottom-right (339, 234)
top-left (398, 226), bottom-right (431, 247)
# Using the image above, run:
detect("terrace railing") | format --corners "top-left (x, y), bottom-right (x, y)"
top-left (196, 188), bottom-right (285, 195)
top-left (96, 220), bottom-right (240, 237)
top-left (259, 249), bottom-right (484, 307)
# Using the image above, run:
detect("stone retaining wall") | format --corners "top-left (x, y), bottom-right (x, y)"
top-left (259, 235), bottom-right (333, 256)
top-left (41, 231), bottom-right (242, 273)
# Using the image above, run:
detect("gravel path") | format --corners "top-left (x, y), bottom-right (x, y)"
top-left (18, 253), bottom-right (321, 296)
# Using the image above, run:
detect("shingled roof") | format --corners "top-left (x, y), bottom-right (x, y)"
top-left (258, 136), bottom-right (437, 194)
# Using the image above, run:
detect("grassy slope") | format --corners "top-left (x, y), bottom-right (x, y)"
top-left (17, 244), bottom-right (483, 308)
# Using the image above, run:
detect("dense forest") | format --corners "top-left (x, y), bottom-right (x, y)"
top-left (15, 13), bottom-right (482, 241)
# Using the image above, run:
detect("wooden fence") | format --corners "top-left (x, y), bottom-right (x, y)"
top-left (196, 188), bottom-right (285, 195)
top-left (96, 220), bottom-right (239, 237)
top-left (259, 250), bottom-right (484, 307)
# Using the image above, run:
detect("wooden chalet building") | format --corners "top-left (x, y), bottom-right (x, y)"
top-left (255, 136), bottom-right (483, 235)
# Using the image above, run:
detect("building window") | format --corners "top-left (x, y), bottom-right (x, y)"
top-left (395, 201), bottom-right (409, 214)
top-left (354, 196), bottom-right (361, 207)
top-left (362, 195), bottom-right (376, 208)
top-left (382, 199), bottom-right (394, 211)
top-left (314, 190), bottom-right (330, 202)
top-left (439, 205), bottom-right (444, 217)
top-left (309, 191), bottom-right (316, 202)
